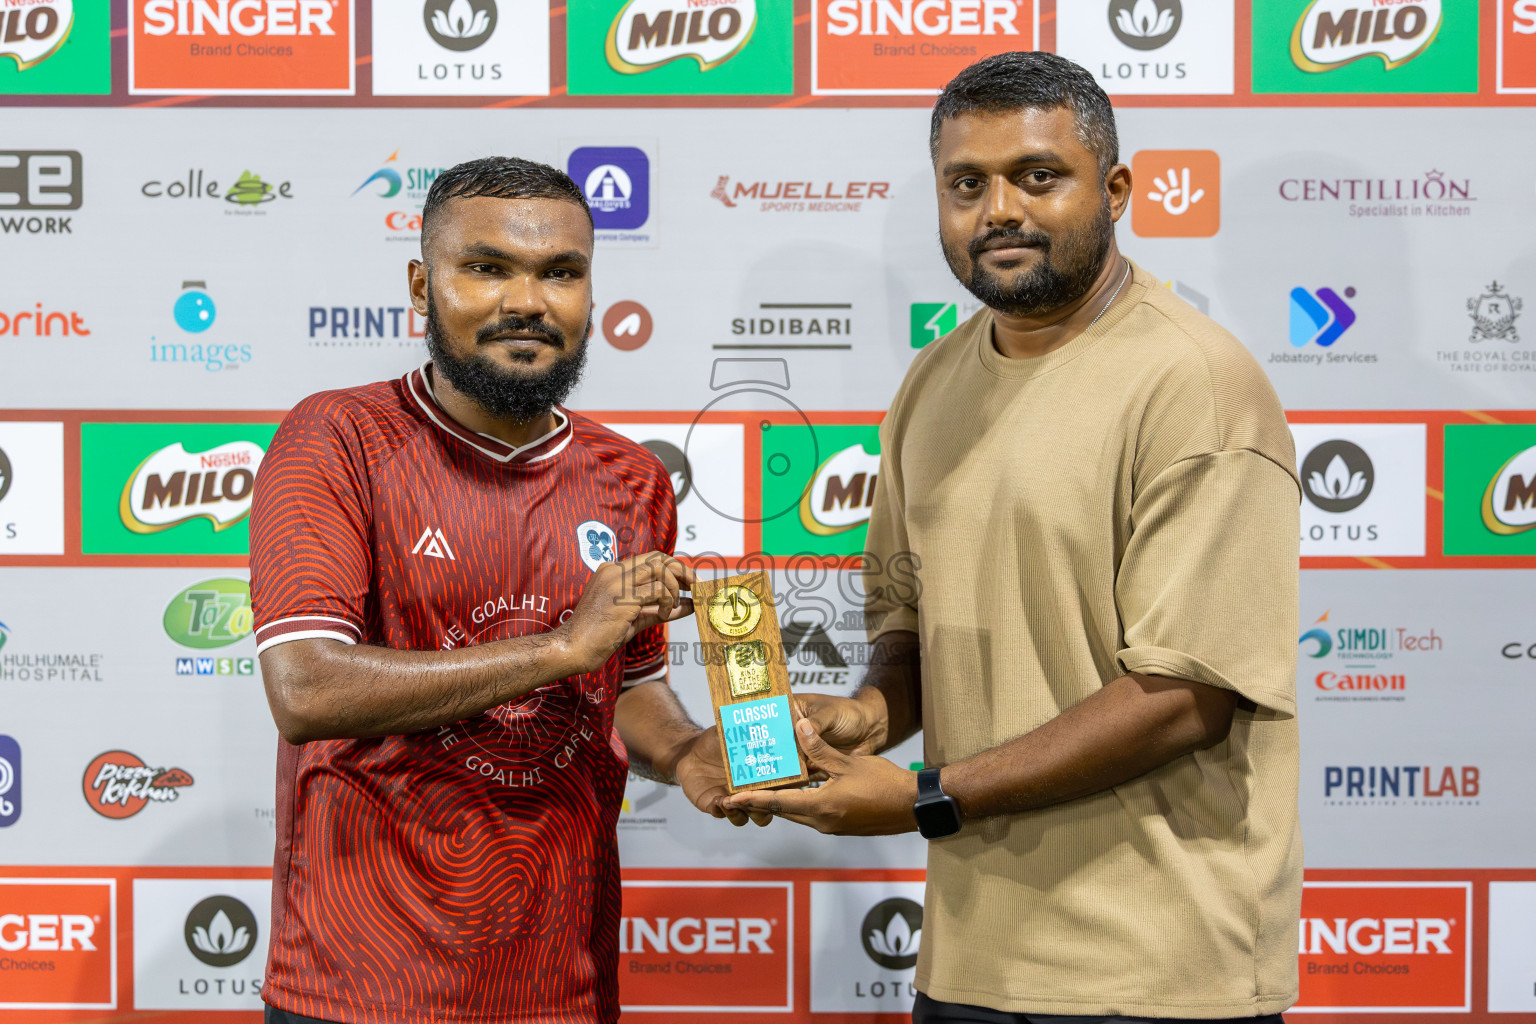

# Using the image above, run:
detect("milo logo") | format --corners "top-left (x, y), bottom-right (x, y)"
top-left (163, 578), bottom-right (253, 649)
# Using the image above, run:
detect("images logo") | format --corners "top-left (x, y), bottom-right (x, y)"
top-left (1301, 439), bottom-right (1373, 512)
top-left (164, 579), bottom-right (253, 649)
top-left (910, 303), bottom-right (957, 349)
top-left (601, 300), bottom-right (653, 350)
top-left (568, 146), bottom-right (650, 231)
top-left (1289, 286), bottom-right (1356, 347)
top-left (173, 282), bottom-right (216, 333)
top-left (82, 750), bottom-right (194, 819)
top-left (1131, 150), bottom-right (1219, 237)
top-left (0, 878), bottom-right (116, 1010)
top-left (813, 0), bottom-right (1032, 95)
top-left (861, 897), bottom-right (922, 971)
top-left (184, 895), bottom-right (257, 967)
top-left (130, 0), bottom-right (355, 95)
top-left (119, 441), bottom-right (262, 534)
top-left (1468, 281), bottom-right (1522, 342)
top-left (1444, 425), bottom-right (1536, 555)
top-left (1110, 0), bottom-right (1180, 48)
top-left (0, 0), bottom-right (110, 95)
top-left (0, 734), bottom-right (19, 828)
top-left (569, 0), bottom-right (791, 96)
top-left (1253, 0), bottom-right (1476, 94)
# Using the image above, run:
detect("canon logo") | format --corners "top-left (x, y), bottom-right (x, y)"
top-left (0, 913), bottom-right (96, 952)
top-left (618, 916), bottom-right (774, 954)
top-left (1315, 671), bottom-right (1405, 691)
top-left (1299, 916), bottom-right (1451, 956)
top-left (141, 0), bottom-right (336, 37)
top-left (824, 0), bottom-right (1021, 36)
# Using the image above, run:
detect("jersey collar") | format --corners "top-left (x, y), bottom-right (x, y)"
top-left (405, 363), bottom-right (574, 466)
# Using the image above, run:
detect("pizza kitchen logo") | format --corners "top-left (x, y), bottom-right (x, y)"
top-left (118, 440), bottom-right (263, 535)
top-left (82, 750), bottom-right (195, 819)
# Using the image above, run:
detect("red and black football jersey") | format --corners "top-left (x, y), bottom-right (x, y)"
top-left (249, 364), bottom-right (675, 1024)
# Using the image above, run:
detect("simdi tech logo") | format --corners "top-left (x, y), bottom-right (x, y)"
top-left (371, 0), bottom-right (550, 97)
top-left (568, 0), bottom-right (793, 96)
top-left (1253, 0), bottom-right (1478, 94)
top-left (812, 0), bottom-right (1034, 95)
top-left (80, 422), bottom-right (278, 555)
top-left (0, 0), bottom-right (109, 95)
top-left (1130, 149), bottom-right (1219, 237)
top-left (0, 878), bottom-right (116, 1011)
top-left (1443, 424), bottom-right (1536, 555)
top-left (130, 0), bottom-right (355, 95)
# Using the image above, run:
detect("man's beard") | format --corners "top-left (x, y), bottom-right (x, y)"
top-left (943, 199), bottom-right (1115, 318)
top-left (424, 289), bottom-right (590, 424)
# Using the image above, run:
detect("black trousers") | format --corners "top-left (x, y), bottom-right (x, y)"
top-left (266, 1007), bottom-right (338, 1024)
top-left (914, 993), bottom-right (1287, 1024)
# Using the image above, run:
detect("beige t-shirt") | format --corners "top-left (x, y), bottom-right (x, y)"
top-left (863, 261), bottom-right (1303, 1017)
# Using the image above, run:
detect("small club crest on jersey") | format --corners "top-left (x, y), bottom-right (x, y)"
top-left (577, 520), bottom-right (617, 572)
top-left (411, 527), bottom-right (456, 560)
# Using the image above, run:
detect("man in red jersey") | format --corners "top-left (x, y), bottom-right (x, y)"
top-left (250, 157), bottom-right (752, 1024)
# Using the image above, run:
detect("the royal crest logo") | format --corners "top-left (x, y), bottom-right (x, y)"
top-left (578, 519), bottom-right (617, 571)
top-left (606, 0), bottom-right (757, 74)
top-left (1468, 281), bottom-right (1523, 342)
top-left (118, 440), bottom-right (263, 534)
top-left (81, 750), bottom-right (194, 819)
top-left (1291, 0), bottom-right (1444, 72)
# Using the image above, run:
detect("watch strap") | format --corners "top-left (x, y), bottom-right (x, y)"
top-left (917, 767), bottom-right (944, 799)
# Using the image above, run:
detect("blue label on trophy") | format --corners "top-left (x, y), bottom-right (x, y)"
top-left (720, 694), bottom-right (800, 787)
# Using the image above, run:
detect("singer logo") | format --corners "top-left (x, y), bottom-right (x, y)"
top-left (1500, 0), bottom-right (1536, 91)
top-left (1296, 882), bottom-right (1470, 1011)
top-left (813, 0), bottom-right (1033, 94)
top-left (130, 0), bottom-right (354, 94)
top-left (0, 878), bottom-right (116, 1010)
top-left (618, 880), bottom-right (792, 1012)
top-left (1131, 150), bottom-right (1220, 237)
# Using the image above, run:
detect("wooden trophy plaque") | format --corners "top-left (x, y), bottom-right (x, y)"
top-left (691, 571), bottom-right (810, 793)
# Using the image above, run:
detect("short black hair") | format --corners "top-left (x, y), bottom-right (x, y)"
top-left (930, 52), bottom-right (1119, 175)
top-left (420, 156), bottom-right (592, 251)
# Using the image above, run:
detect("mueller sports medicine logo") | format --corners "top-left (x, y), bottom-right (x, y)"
top-left (814, 0), bottom-right (1030, 94)
top-left (1324, 764), bottom-right (1478, 806)
top-left (1296, 882), bottom-right (1470, 1012)
top-left (607, 0), bottom-right (757, 74)
top-left (82, 751), bottom-right (194, 819)
top-left (1482, 442), bottom-right (1536, 535)
top-left (712, 175), bottom-right (890, 213)
top-left (0, 0), bottom-right (73, 70)
top-left (1292, 0), bottom-right (1443, 73)
top-left (0, 878), bottom-right (116, 1010)
top-left (119, 441), bottom-right (262, 534)
top-left (130, 0), bottom-right (354, 94)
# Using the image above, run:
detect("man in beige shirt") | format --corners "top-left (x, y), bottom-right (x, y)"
top-left (726, 52), bottom-right (1302, 1023)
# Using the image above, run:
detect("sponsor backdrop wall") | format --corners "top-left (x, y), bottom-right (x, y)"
top-left (1, 1), bottom-right (1535, 1021)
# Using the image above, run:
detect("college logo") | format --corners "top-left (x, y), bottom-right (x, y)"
top-left (0, 0), bottom-right (109, 95)
top-left (0, 734), bottom-right (19, 828)
top-left (1291, 424), bottom-right (1425, 557)
top-left (1468, 281), bottom-right (1522, 342)
top-left (1301, 439), bottom-right (1372, 512)
top-left (82, 750), bottom-right (194, 819)
top-left (119, 440), bottom-right (262, 534)
top-left (619, 881), bottom-right (791, 1012)
top-left (0, 878), bottom-right (116, 1010)
top-left (567, 146), bottom-right (652, 239)
top-left (373, 0), bottom-right (546, 96)
top-left (184, 895), bottom-right (257, 967)
top-left (601, 300), bottom-right (653, 350)
top-left (141, 169), bottom-right (295, 208)
top-left (164, 579), bottom-right (253, 649)
top-left (1131, 150), bottom-right (1219, 237)
top-left (1499, 0), bottom-right (1536, 91)
top-left (0, 421), bottom-right (64, 555)
top-left (861, 897), bottom-right (923, 970)
top-left (577, 519), bottom-right (617, 572)
top-left (1110, 0), bottom-right (1180, 48)
top-left (813, 0), bottom-right (1032, 95)
top-left (1289, 286), bottom-right (1356, 347)
top-left (1443, 425), bottom-right (1536, 555)
top-left (1254, 0), bottom-right (1476, 94)
top-left (0, 151), bottom-right (81, 237)
top-left (569, 0), bottom-right (791, 96)
top-left (130, 0), bottom-right (355, 95)
top-left (1296, 882), bottom-right (1470, 1011)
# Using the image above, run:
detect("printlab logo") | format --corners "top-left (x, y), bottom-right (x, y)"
top-left (0, 734), bottom-right (19, 828)
top-left (1110, 0), bottom-right (1181, 48)
top-left (1290, 286), bottom-right (1357, 347)
top-left (861, 897), bottom-right (922, 971)
top-left (1301, 440), bottom-right (1373, 513)
top-left (82, 750), bottom-right (194, 819)
top-left (424, 0), bottom-right (497, 50)
top-left (567, 146), bottom-right (651, 234)
top-left (1130, 150), bottom-right (1219, 237)
top-left (184, 895), bottom-right (258, 967)
top-left (1469, 281), bottom-right (1523, 342)
top-left (602, 300), bottom-right (653, 350)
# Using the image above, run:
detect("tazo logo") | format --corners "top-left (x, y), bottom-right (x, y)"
top-left (184, 895), bottom-right (258, 967)
top-left (0, 0), bottom-right (73, 70)
top-left (164, 579), bottom-right (253, 649)
top-left (1109, 0), bottom-right (1180, 49)
top-left (606, 0), bottom-right (757, 73)
top-left (1292, 0), bottom-right (1443, 72)
top-left (1301, 440), bottom-right (1374, 513)
top-left (424, 0), bottom-right (497, 50)
top-left (82, 750), bottom-right (194, 819)
top-left (119, 441), bottom-right (264, 534)
top-left (860, 897), bottom-right (922, 971)
top-left (800, 444), bottom-right (880, 536)
top-left (1482, 444), bottom-right (1536, 535)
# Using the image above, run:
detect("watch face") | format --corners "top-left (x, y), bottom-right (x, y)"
top-left (915, 794), bottom-right (961, 839)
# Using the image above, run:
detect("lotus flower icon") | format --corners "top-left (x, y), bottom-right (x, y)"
top-left (1310, 455), bottom-right (1368, 502)
top-left (1116, 0), bottom-right (1176, 38)
top-left (192, 909), bottom-right (251, 957)
top-left (868, 911), bottom-right (920, 959)
top-left (860, 896), bottom-right (924, 969)
top-left (432, 0), bottom-right (490, 41)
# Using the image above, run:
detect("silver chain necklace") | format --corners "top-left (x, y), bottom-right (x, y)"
top-left (1087, 258), bottom-right (1131, 331)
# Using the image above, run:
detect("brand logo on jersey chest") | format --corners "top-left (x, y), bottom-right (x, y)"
top-left (411, 527), bottom-right (455, 560)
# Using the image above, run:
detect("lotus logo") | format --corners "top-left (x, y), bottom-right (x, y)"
top-left (0, 445), bottom-right (10, 502)
top-left (860, 897), bottom-right (922, 970)
top-left (1482, 443), bottom-right (1536, 536)
top-left (642, 439), bottom-right (692, 503)
top-left (1300, 440), bottom-right (1374, 514)
top-left (184, 895), bottom-right (259, 968)
top-left (1109, 0), bottom-right (1181, 49)
top-left (424, 0), bottom-right (497, 50)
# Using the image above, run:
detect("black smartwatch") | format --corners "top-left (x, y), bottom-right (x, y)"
top-left (913, 767), bottom-right (962, 839)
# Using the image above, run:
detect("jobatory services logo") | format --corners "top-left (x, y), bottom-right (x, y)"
top-left (130, 0), bottom-right (355, 94)
top-left (810, 881), bottom-right (925, 1011)
top-left (0, 150), bottom-right (81, 235)
top-left (82, 750), bottom-right (195, 819)
top-left (812, 0), bottom-right (1033, 94)
top-left (0, 0), bottom-right (110, 95)
top-left (566, 145), bottom-right (654, 246)
top-left (0, 421), bottom-right (65, 555)
top-left (1499, 0), bottom-right (1536, 91)
top-left (372, 0), bottom-right (549, 96)
top-left (1253, 0), bottom-right (1477, 94)
top-left (0, 734), bottom-right (19, 828)
top-left (1291, 424), bottom-right (1426, 557)
top-left (1130, 149), bottom-right (1219, 236)
top-left (1295, 882), bottom-right (1470, 1012)
top-left (80, 423), bottom-right (278, 555)
top-left (132, 878), bottom-right (271, 1010)
top-left (0, 878), bottom-right (116, 1011)
top-left (164, 578), bottom-right (254, 650)
top-left (618, 881), bottom-right (792, 1012)
top-left (763, 424), bottom-right (881, 557)
top-left (1274, 286), bottom-right (1379, 368)
top-left (1443, 424), bottom-right (1536, 555)
top-left (569, 0), bottom-right (792, 96)
top-left (1057, 0), bottom-right (1233, 93)
top-left (601, 300), bottom-right (653, 350)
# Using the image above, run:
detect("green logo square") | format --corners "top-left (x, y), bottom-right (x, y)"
top-left (81, 423), bottom-right (279, 555)
top-left (0, 2), bottom-right (111, 96)
top-left (567, 1), bottom-right (793, 96)
top-left (761, 423), bottom-right (881, 557)
top-left (910, 303), bottom-right (958, 350)
top-left (1251, 0), bottom-right (1478, 95)
top-left (1442, 424), bottom-right (1536, 556)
